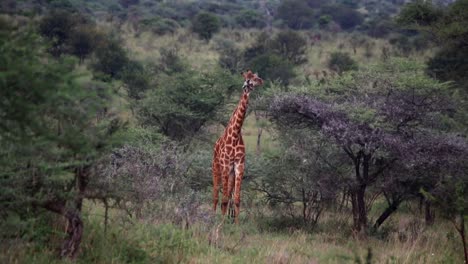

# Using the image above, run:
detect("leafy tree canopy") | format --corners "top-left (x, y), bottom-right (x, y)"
top-left (192, 12), bottom-right (220, 41)
top-left (397, 0), bottom-right (468, 90)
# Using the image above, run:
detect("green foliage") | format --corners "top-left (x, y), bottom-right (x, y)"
top-left (307, 0), bottom-right (327, 8)
top-left (68, 25), bottom-right (101, 61)
top-left (396, 0), bottom-right (468, 90)
top-left (396, 0), bottom-right (443, 28)
top-left (119, 60), bottom-right (150, 100)
top-left (39, 10), bottom-right (98, 58)
top-left (119, 0), bottom-right (139, 9)
top-left (362, 17), bottom-right (394, 38)
top-left (427, 43), bottom-right (468, 88)
top-left (158, 47), bottom-right (186, 75)
top-left (321, 4), bottom-right (364, 30)
top-left (217, 39), bottom-right (245, 74)
top-left (276, 0), bottom-right (315, 29)
top-left (318, 15), bottom-right (332, 28)
top-left (92, 37), bottom-right (129, 78)
top-left (192, 12), bottom-right (220, 41)
top-left (140, 17), bottom-right (180, 35)
top-left (0, 26), bottom-right (122, 220)
top-left (389, 35), bottom-right (413, 55)
top-left (243, 32), bottom-right (271, 63)
top-left (249, 53), bottom-right (295, 85)
top-left (138, 69), bottom-right (237, 140)
top-left (327, 52), bottom-right (358, 73)
top-left (235, 10), bottom-right (266, 28)
top-left (242, 30), bottom-right (306, 84)
top-left (269, 30), bottom-right (308, 65)
top-left (39, 9), bottom-right (77, 56)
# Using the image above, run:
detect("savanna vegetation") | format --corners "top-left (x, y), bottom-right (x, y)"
top-left (1, 0), bottom-right (468, 263)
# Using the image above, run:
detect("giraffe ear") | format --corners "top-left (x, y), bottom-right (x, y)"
top-left (243, 70), bottom-right (254, 80)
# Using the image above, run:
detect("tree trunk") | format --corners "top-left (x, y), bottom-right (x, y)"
top-left (338, 188), bottom-right (348, 212)
top-left (255, 111), bottom-right (263, 156)
top-left (425, 200), bottom-right (435, 225)
top-left (357, 184), bottom-right (367, 231)
top-left (256, 127), bottom-right (263, 155)
top-left (453, 214), bottom-right (468, 264)
top-left (103, 198), bottom-right (109, 235)
top-left (351, 191), bottom-right (359, 229)
top-left (42, 166), bottom-right (89, 259)
top-left (351, 185), bottom-right (368, 233)
top-left (302, 188), bottom-right (307, 224)
top-left (374, 200), bottom-right (400, 229)
top-left (60, 210), bottom-right (83, 259)
top-left (461, 215), bottom-right (468, 264)
top-left (43, 200), bottom-right (83, 259)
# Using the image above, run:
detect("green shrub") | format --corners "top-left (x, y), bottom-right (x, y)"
top-left (120, 60), bottom-right (150, 99)
top-left (158, 47), bottom-right (186, 75)
top-left (320, 4), bottom-right (364, 30)
top-left (192, 12), bottom-right (220, 41)
top-left (92, 37), bottom-right (129, 78)
top-left (269, 30), bottom-right (307, 65)
top-left (138, 69), bottom-right (236, 140)
top-left (235, 10), bottom-right (266, 28)
top-left (318, 14), bottom-right (332, 28)
top-left (249, 53), bottom-right (295, 85)
top-left (276, 0), bottom-right (315, 29)
top-left (140, 17), bottom-right (180, 35)
top-left (327, 52), bottom-right (358, 73)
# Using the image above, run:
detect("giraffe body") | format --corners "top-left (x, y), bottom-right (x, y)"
top-left (212, 70), bottom-right (263, 224)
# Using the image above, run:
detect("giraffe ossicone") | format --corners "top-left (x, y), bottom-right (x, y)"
top-left (212, 70), bottom-right (263, 224)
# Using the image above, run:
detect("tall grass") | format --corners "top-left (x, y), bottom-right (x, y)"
top-left (1, 200), bottom-right (461, 263)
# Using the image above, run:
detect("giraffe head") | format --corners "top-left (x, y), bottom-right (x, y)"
top-left (241, 70), bottom-right (263, 93)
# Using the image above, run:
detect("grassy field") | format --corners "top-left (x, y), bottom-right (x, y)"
top-left (1, 200), bottom-right (462, 264)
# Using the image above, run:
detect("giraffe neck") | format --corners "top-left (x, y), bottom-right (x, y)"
top-left (226, 91), bottom-right (250, 140)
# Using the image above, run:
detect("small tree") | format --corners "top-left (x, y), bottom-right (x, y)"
top-left (235, 10), bottom-right (266, 28)
top-left (0, 27), bottom-right (123, 259)
top-left (269, 30), bottom-right (308, 65)
top-left (192, 12), bottom-right (220, 41)
top-left (137, 69), bottom-right (237, 141)
top-left (39, 10), bottom-right (77, 56)
top-left (327, 52), bottom-right (358, 74)
top-left (254, 130), bottom-right (343, 227)
top-left (276, 0), bottom-right (315, 29)
top-left (320, 4), bottom-right (364, 30)
top-left (92, 37), bottom-right (129, 78)
top-left (68, 25), bottom-right (100, 62)
top-left (249, 53), bottom-right (295, 85)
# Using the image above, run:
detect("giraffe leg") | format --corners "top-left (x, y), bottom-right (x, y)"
top-left (212, 160), bottom-right (221, 212)
top-left (227, 168), bottom-right (236, 220)
top-left (233, 161), bottom-right (245, 224)
top-left (220, 166), bottom-right (232, 216)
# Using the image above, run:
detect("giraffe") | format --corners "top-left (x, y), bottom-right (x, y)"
top-left (212, 70), bottom-right (263, 224)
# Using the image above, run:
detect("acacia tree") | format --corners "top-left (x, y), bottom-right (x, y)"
top-left (192, 12), bottom-right (220, 41)
top-left (137, 69), bottom-right (237, 141)
top-left (269, 59), bottom-right (464, 233)
top-left (39, 10), bottom-right (99, 60)
top-left (253, 129), bottom-right (344, 227)
top-left (0, 27), bottom-right (122, 259)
